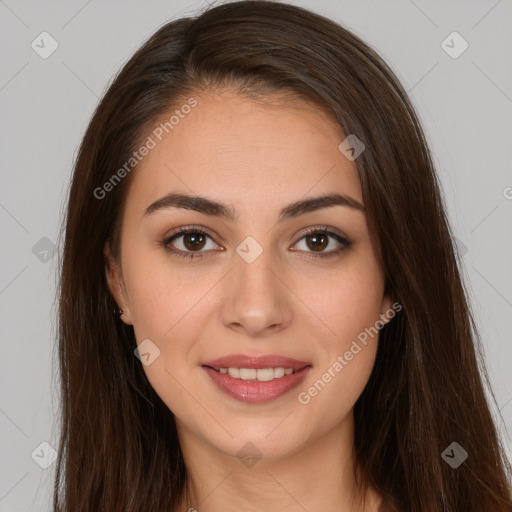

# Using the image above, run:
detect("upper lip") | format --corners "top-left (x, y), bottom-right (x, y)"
top-left (202, 354), bottom-right (312, 370)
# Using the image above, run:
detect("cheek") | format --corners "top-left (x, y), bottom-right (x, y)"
top-left (122, 259), bottom-right (209, 416)
top-left (301, 260), bottom-right (386, 346)
top-left (298, 280), bottom-right (384, 422)
top-left (297, 345), bottom-right (377, 433)
top-left (121, 249), bottom-right (215, 393)
top-left (123, 253), bottom-right (213, 341)
top-left (294, 257), bottom-right (384, 416)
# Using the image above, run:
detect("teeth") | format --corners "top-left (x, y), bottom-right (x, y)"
top-left (214, 367), bottom-right (298, 381)
top-left (227, 367), bottom-right (240, 378)
top-left (240, 368), bottom-right (257, 380)
top-left (274, 367), bottom-right (285, 378)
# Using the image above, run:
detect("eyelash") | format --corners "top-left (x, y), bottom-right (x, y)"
top-left (161, 225), bottom-right (352, 260)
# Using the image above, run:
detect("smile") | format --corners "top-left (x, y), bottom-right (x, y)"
top-left (210, 366), bottom-right (297, 381)
top-left (201, 354), bottom-right (312, 403)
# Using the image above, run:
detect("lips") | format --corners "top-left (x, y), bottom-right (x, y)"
top-left (202, 354), bottom-right (311, 370)
top-left (201, 354), bottom-right (313, 404)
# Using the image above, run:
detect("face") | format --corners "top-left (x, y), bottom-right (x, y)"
top-left (106, 89), bottom-right (393, 461)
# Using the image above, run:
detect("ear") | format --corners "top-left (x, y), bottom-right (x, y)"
top-left (104, 241), bottom-right (133, 325)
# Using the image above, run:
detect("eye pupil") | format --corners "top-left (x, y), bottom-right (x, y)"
top-left (184, 233), bottom-right (206, 251)
top-left (307, 233), bottom-right (328, 251)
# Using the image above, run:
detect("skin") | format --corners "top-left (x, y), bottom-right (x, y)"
top-left (106, 88), bottom-right (393, 512)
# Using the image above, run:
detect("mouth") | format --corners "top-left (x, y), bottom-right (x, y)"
top-left (201, 354), bottom-right (312, 403)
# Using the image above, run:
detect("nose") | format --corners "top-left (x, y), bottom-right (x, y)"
top-left (219, 247), bottom-right (292, 337)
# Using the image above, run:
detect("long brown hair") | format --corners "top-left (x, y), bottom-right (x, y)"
top-left (54, 1), bottom-right (512, 510)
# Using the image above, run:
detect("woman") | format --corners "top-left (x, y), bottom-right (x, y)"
top-left (54, 1), bottom-right (512, 510)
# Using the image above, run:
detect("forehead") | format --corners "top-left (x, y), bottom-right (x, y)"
top-left (124, 90), bottom-right (362, 216)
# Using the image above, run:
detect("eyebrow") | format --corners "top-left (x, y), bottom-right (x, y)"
top-left (143, 191), bottom-right (365, 223)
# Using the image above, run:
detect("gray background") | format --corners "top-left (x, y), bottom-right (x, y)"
top-left (1, 0), bottom-right (511, 509)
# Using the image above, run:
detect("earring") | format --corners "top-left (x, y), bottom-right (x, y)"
top-left (114, 306), bottom-right (124, 318)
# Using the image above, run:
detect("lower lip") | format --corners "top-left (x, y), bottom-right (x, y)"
top-left (202, 366), bottom-right (312, 403)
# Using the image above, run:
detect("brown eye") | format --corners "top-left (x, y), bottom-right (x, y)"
top-left (293, 227), bottom-right (351, 259)
top-left (162, 227), bottom-right (219, 260)
top-left (182, 232), bottom-right (207, 251)
top-left (305, 232), bottom-right (329, 252)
